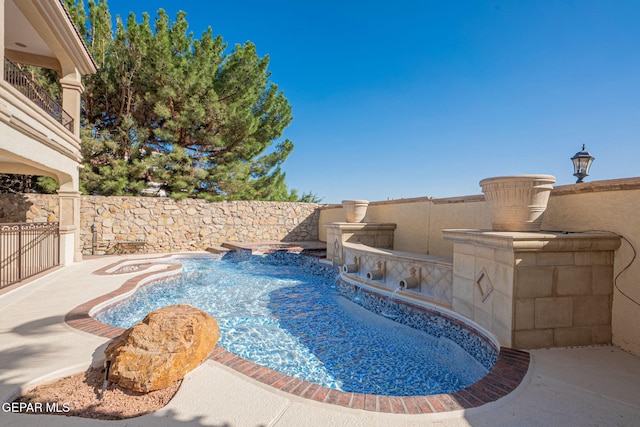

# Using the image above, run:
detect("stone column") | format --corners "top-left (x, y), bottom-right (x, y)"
top-left (0, 0), bottom-right (5, 78)
top-left (443, 229), bottom-right (621, 349)
top-left (325, 222), bottom-right (396, 264)
top-left (58, 190), bottom-right (82, 264)
top-left (60, 71), bottom-right (84, 137)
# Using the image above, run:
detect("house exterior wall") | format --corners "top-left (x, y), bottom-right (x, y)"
top-left (1, 0), bottom-right (96, 264)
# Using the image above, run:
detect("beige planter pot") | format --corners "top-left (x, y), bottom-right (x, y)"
top-left (480, 175), bottom-right (556, 232)
top-left (341, 200), bottom-right (369, 223)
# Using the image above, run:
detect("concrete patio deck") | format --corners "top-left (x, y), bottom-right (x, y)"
top-left (1, 255), bottom-right (639, 427)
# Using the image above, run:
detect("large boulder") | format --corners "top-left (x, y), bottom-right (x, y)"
top-left (104, 304), bottom-right (219, 393)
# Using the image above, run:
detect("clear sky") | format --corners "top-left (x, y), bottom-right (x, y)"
top-left (103, 0), bottom-right (640, 203)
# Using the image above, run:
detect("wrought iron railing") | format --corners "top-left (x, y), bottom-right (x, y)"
top-left (0, 222), bottom-right (60, 288)
top-left (3, 57), bottom-right (74, 132)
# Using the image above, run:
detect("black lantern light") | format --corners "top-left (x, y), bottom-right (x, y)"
top-left (571, 144), bottom-right (595, 183)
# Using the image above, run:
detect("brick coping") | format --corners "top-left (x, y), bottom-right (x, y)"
top-left (64, 259), bottom-right (530, 414)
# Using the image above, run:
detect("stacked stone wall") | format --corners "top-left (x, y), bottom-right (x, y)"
top-left (0, 194), bottom-right (320, 254)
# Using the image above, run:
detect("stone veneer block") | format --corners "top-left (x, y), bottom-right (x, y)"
top-left (515, 253), bottom-right (536, 266)
top-left (492, 291), bottom-right (513, 327)
top-left (591, 325), bottom-right (613, 344)
top-left (536, 252), bottom-right (574, 266)
top-left (491, 320), bottom-right (511, 347)
top-left (515, 299), bottom-right (535, 330)
top-left (453, 253), bottom-right (476, 280)
top-left (514, 329), bottom-right (553, 349)
top-left (515, 267), bottom-right (553, 298)
top-left (573, 296), bottom-right (611, 326)
top-left (592, 265), bottom-right (614, 295)
top-left (455, 243), bottom-right (476, 256)
top-left (554, 327), bottom-right (593, 347)
top-left (474, 273), bottom-right (494, 307)
top-left (556, 266), bottom-right (593, 296)
top-left (491, 263), bottom-right (514, 297)
top-left (473, 308), bottom-right (493, 332)
top-left (535, 297), bottom-right (573, 329)
top-left (574, 251), bottom-right (613, 266)
top-left (452, 275), bottom-right (475, 304)
top-left (495, 248), bottom-right (515, 267)
top-left (452, 298), bottom-right (474, 319)
top-left (442, 229), bottom-right (621, 349)
top-left (475, 245), bottom-right (495, 261)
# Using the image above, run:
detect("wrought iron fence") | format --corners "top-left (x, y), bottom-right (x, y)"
top-left (0, 222), bottom-right (60, 288)
top-left (3, 57), bottom-right (74, 132)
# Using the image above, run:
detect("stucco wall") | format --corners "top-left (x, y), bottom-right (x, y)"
top-left (319, 195), bottom-right (490, 258)
top-left (542, 181), bottom-right (640, 355)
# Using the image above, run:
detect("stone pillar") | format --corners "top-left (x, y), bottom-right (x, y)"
top-left (443, 230), bottom-right (621, 349)
top-left (60, 71), bottom-right (84, 137)
top-left (58, 190), bottom-right (82, 264)
top-left (325, 222), bottom-right (396, 264)
top-left (0, 0), bottom-right (5, 78)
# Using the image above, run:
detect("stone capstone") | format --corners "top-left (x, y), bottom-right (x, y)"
top-left (104, 304), bottom-right (219, 393)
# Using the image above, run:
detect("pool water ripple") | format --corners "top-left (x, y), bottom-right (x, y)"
top-left (95, 254), bottom-right (490, 396)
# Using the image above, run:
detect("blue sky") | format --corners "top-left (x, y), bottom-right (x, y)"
top-left (104, 0), bottom-right (640, 203)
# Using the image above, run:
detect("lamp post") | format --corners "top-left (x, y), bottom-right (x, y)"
top-left (571, 144), bottom-right (595, 183)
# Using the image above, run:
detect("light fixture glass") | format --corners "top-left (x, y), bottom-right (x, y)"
top-left (571, 144), bottom-right (595, 183)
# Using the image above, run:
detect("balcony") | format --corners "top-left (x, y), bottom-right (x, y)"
top-left (3, 57), bottom-right (74, 133)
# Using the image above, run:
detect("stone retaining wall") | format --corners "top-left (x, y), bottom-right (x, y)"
top-left (0, 194), bottom-right (320, 254)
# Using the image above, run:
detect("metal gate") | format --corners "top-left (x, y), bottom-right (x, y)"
top-left (0, 222), bottom-right (60, 288)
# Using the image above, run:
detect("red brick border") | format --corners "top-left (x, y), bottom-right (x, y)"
top-left (65, 260), bottom-right (530, 414)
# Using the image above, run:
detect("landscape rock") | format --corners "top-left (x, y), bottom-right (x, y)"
top-left (104, 304), bottom-right (219, 393)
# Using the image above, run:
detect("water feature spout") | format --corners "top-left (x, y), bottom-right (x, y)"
top-left (343, 255), bottom-right (360, 273)
top-left (366, 269), bottom-right (384, 280)
top-left (399, 267), bottom-right (421, 289)
top-left (366, 260), bottom-right (385, 281)
top-left (399, 276), bottom-right (419, 289)
top-left (343, 263), bottom-right (358, 273)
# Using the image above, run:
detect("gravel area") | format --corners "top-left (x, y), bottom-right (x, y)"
top-left (13, 366), bottom-right (181, 420)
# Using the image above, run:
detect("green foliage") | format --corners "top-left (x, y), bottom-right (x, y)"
top-left (0, 175), bottom-right (59, 194)
top-left (63, 0), bottom-right (313, 201)
top-left (36, 177), bottom-right (60, 193)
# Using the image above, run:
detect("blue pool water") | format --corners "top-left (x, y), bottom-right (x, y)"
top-left (95, 253), bottom-right (491, 396)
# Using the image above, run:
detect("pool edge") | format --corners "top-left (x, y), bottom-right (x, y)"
top-left (64, 255), bottom-right (530, 414)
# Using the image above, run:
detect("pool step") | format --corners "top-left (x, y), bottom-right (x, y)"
top-left (301, 248), bottom-right (327, 258)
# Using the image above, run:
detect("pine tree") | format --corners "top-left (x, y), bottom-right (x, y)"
top-left (63, 0), bottom-right (319, 201)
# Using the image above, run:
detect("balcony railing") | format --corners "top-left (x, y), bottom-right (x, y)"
top-left (3, 57), bottom-right (74, 132)
top-left (0, 222), bottom-right (60, 288)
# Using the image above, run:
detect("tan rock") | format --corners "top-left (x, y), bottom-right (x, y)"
top-left (104, 304), bottom-right (219, 393)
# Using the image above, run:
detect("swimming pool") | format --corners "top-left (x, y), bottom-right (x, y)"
top-left (95, 252), bottom-right (496, 396)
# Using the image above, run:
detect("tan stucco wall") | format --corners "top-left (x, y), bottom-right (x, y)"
top-left (319, 195), bottom-right (489, 258)
top-left (360, 198), bottom-right (432, 254)
top-left (542, 182), bottom-right (640, 355)
top-left (319, 178), bottom-right (640, 355)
